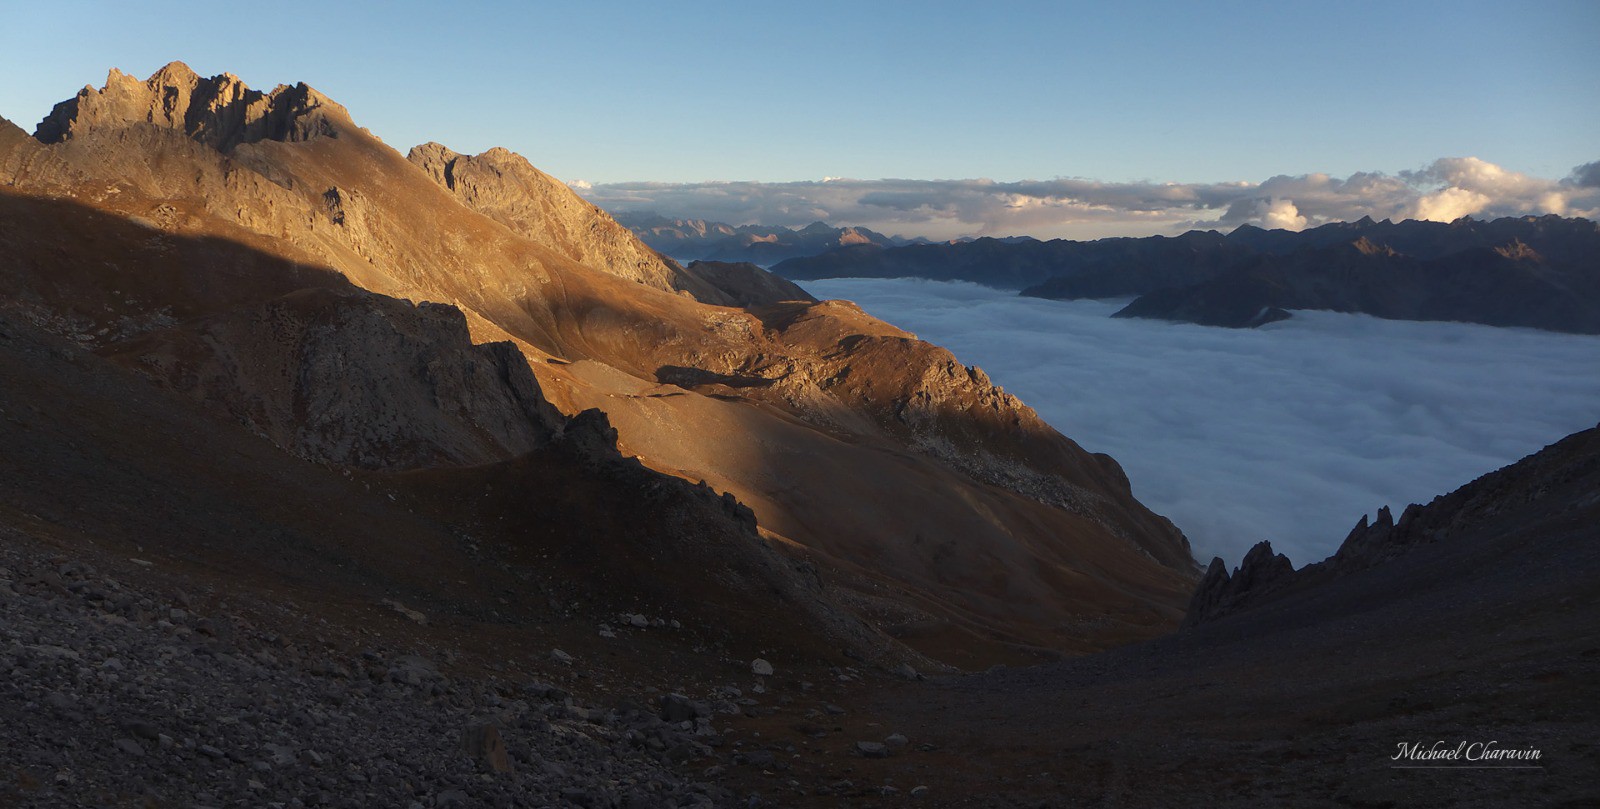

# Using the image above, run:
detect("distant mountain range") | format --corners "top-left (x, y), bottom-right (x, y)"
top-left (772, 215), bottom-right (1600, 333)
top-left (612, 212), bottom-right (901, 264)
top-left (612, 211), bottom-right (1034, 265)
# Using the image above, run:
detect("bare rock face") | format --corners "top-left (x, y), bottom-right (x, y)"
top-left (0, 115), bottom-right (32, 162)
top-left (111, 289), bottom-right (567, 470)
top-left (406, 142), bottom-right (729, 302)
top-left (34, 62), bottom-right (349, 151)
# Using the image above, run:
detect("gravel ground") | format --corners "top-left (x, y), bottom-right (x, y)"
top-left (0, 536), bottom-right (740, 808)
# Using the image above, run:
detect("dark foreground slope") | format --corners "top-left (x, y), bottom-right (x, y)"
top-left (748, 426), bottom-right (1599, 807)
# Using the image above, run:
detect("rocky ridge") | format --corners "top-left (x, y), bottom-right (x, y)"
top-left (1108, 236), bottom-right (1600, 332)
top-left (36, 62), bottom-right (348, 152)
top-left (1186, 422), bottom-right (1600, 627)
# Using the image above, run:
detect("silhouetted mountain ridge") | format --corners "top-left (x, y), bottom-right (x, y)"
top-left (1185, 422), bottom-right (1600, 627)
top-left (772, 214), bottom-right (1600, 332)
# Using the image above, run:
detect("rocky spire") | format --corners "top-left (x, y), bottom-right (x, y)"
top-left (34, 61), bottom-right (350, 152)
top-left (1183, 540), bottom-right (1296, 627)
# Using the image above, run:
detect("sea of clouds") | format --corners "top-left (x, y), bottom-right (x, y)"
top-left (803, 278), bottom-right (1600, 567)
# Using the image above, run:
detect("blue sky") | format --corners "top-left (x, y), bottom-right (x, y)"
top-left (3, 1), bottom-right (1596, 235)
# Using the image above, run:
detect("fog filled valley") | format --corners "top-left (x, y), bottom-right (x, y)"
top-left (804, 278), bottom-right (1600, 566)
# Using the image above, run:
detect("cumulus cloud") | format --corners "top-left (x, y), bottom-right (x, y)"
top-left (1415, 186), bottom-right (1492, 222)
top-left (573, 157), bottom-right (1600, 240)
top-left (1256, 198), bottom-right (1308, 231)
top-left (803, 278), bottom-right (1600, 567)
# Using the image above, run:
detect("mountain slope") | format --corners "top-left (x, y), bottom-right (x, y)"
top-left (0, 63), bottom-right (1196, 665)
top-left (0, 194), bottom-right (868, 658)
top-left (406, 142), bottom-right (736, 304)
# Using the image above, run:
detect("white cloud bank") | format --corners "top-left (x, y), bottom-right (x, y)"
top-left (803, 278), bottom-right (1600, 567)
top-left (574, 157), bottom-right (1600, 240)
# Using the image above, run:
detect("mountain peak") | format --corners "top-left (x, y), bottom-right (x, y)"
top-left (149, 59), bottom-right (201, 85)
top-left (34, 63), bottom-right (350, 151)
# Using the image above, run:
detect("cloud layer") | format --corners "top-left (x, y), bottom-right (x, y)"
top-left (803, 278), bottom-right (1600, 567)
top-left (574, 158), bottom-right (1600, 240)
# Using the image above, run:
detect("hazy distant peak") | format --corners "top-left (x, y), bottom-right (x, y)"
top-left (34, 62), bottom-right (351, 151)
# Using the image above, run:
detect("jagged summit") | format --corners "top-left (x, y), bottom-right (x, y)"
top-left (33, 61), bottom-right (350, 151)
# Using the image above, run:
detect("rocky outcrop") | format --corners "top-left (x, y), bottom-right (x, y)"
top-left (1329, 505), bottom-right (1412, 572)
top-left (111, 289), bottom-right (567, 470)
top-left (34, 61), bottom-right (349, 151)
top-left (0, 115), bottom-right (33, 164)
top-left (1183, 541), bottom-right (1295, 627)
